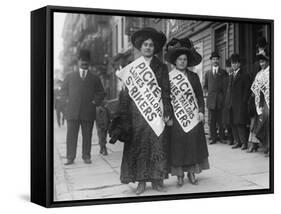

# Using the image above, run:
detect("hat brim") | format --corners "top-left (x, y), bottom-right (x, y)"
top-left (256, 54), bottom-right (269, 62)
top-left (166, 47), bottom-right (202, 67)
top-left (131, 29), bottom-right (166, 54)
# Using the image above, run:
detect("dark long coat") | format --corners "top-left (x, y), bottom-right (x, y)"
top-left (119, 56), bottom-right (173, 184)
top-left (224, 68), bottom-right (251, 125)
top-left (204, 68), bottom-right (227, 110)
top-left (169, 70), bottom-right (209, 167)
top-left (62, 71), bottom-right (105, 121)
top-left (222, 74), bottom-right (231, 126)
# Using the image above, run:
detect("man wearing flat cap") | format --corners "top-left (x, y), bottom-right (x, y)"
top-left (62, 49), bottom-right (105, 165)
top-left (224, 53), bottom-right (251, 150)
top-left (204, 51), bottom-right (227, 144)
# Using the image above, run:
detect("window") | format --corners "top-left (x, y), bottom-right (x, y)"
top-left (214, 24), bottom-right (228, 69)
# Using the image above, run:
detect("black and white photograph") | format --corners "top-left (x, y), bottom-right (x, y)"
top-left (3, 0), bottom-right (281, 212)
top-left (52, 9), bottom-right (272, 203)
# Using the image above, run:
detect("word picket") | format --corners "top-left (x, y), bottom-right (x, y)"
top-left (169, 69), bottom-right (199, 133)
top-left (116, 56), bottom-right (165, 136)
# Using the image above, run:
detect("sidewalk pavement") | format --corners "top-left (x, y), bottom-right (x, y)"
top-left (54, 121), bottom-right (269, 201)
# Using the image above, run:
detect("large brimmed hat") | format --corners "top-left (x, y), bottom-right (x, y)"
top-left (131, 27), bottom-right (166, 54)
top-left (166, 37), bottom-right (202, 67)
top-left (256, 53), bottom-right (269, 62)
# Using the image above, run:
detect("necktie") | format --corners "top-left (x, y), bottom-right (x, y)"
top-left (233, 70), bottom-right (238, 78)
top-left (82, 70), bottom-right (86, 79)
top-left (213, 67), bottom-right (217, 75)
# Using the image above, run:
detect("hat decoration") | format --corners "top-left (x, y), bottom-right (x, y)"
top-left (165, 37), bottom-right (202, 67)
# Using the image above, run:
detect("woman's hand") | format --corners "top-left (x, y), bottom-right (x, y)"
top-left (163, 116), bottom-right (170, 123)
top-left (198, 112), bottom-right (205, 123)
top-left (166, 118), bottom-right (173, 126)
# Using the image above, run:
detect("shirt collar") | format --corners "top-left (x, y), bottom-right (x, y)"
top-left (212, 66), bottom-right (219, 74)
top-left (233, 68), bottom-right (240, 76)
top-left (79, 68), bottom-right (88, 77)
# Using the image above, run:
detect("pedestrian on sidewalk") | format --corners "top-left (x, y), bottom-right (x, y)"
top-left (96, 99), bottom-right (110, 156)
top-left (249, 53), bottom-right (270, 157)
top-left (247, 37), bottom-right (269, 153)
top-left (61, 49), bottom-right (105, 165)
top-left (203, 51), bottom-right (227, 145)
top-left (115, 27), bottom-right (172, 195)
top-left (224, 53), bottom-right (251, 150)
top-left (166, 37), bottom-right (210, 187)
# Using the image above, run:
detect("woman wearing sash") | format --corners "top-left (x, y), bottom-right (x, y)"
top-left (116, 28), bottom-right (172, 195)
top-left (166, 38), bottom-right (209, 187)
top-left (248, 54), bottom-right (270, 157)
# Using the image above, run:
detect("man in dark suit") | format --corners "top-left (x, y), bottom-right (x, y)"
top-left (62, 49), bottom-right (105, 165)
top-left (221, 59), bottom-right (234, 145)
top-left (204, 51), bottom-right (227, 144)
top-left (225, 53), bottom-right (251, 150)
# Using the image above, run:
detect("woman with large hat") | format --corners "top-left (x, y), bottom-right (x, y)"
top-left (116, 27), bottom-right (172, 195)
top-left (248, 53), bottom-right (270, 156)
top-left (166, 38), bottom-right (209, 187)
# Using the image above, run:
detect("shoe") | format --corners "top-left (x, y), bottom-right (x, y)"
top-left (209, 140), bottom-right (216, 145)
top-left (264, 148), bottom-right (269, 157)
top-left (99, 147), bottom-right (103, 154)
top-left (177, 176), bottom-right (184, 187)
top-left (216, 138), bottom-right (224, 144)
top-left (102, 147), bottom-right (108, 156)
top-left (241, 144), bottom-right (248, 150)
top-left (83, 159), bottom-right (92, 164)
top-left (64, 159), bottom-right (74, 165)
top-left (247, 144), bottom-right (258, 153)
top-left (152, 180), bottom-right (166, 192)
top-left (158, 179), bottom-right (164, 188)
top-left (187, 172), bottom-right (198, 185)
top-left (136, 182), bottom-right (146, 195)
top-left (232, 143), bottom-right (242, 149)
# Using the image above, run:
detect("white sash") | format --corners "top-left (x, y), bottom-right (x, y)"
top-left (169, 69), bottom-right (200, 133)
top-left (116, 56), bottom-right (165, 137)
top-left (251, 66), bottom-right (270, 115)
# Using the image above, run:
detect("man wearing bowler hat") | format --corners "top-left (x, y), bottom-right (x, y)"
top-left (225, 53), bottom-right (251, 150)
top-left (62, 49), bottom-right (105, 165)
top-left (204, 51), bottom-right (227, 144)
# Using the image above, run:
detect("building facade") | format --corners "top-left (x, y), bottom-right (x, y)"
top-left (61, 14), bottom-right (270, 100)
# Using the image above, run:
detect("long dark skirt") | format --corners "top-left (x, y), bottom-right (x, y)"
top-left (120, 103), bottom-right (169, 184)
top-left (169, 117), bottom-right (209, 170)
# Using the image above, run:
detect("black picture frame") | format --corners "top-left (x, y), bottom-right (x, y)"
top-left (31, 5), bottom-right (274, 208)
